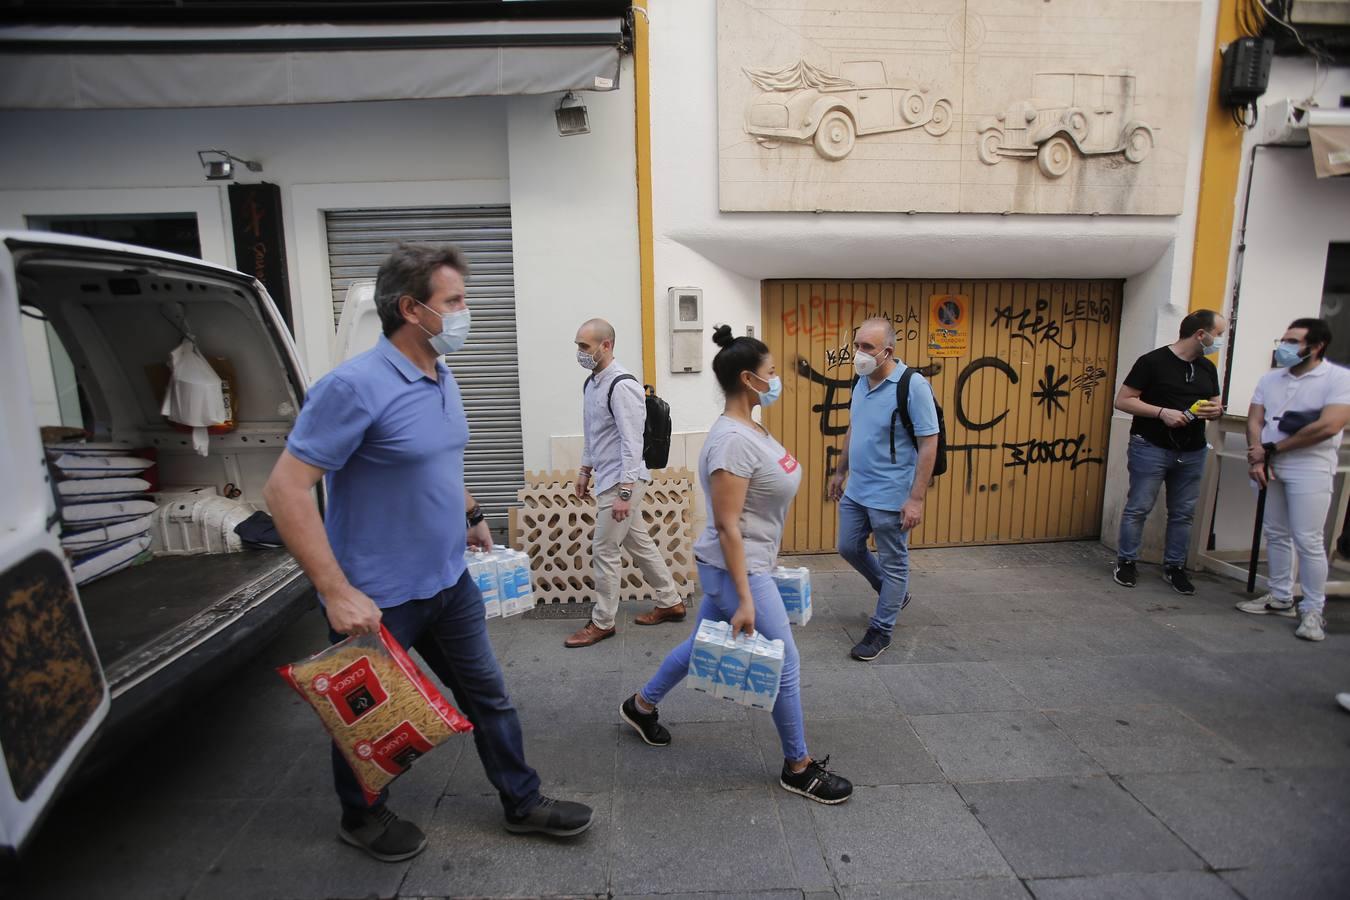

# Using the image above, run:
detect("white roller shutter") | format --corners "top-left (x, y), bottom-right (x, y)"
top-left (325, 206), bottom-right (523, 530)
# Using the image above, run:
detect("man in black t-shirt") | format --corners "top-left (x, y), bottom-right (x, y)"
top-left (1112, 309), bottom-right (1226, 593)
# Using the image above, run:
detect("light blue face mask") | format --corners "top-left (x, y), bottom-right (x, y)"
top-left (1202, 334), bottom-right (1226, 356)
top-left (1274, 342), bottom-right (1306, 368)
top-left (750, 372), bottom-right (782, 407)
top-left (416, 301), bottom-right (471, 355)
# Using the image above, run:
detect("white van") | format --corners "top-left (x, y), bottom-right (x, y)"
top-left (0, 232), bottom-right (315, 852)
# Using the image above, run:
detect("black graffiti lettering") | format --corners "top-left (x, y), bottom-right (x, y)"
top-left (990, 297), bottom-right (1077, 349)
top-left (891, 305), bottom-right (921, 342)
top-left (824, 343), bottom-right (855, 370)
top-left (795, 357), bottom-right (854, 437)
top-left (1071, 365), bottom-right (1108, 399)
top-left (954, 357), bottom-right (1018, 432)
top-left (1031, 364), bottom-right (1070, 417)
top-left (1061, 297), bottom-right (1113, 326)
top-left (947, 442), bottom-right (1000, 492)
top-left (824, 446), bottom-right (843, 480)
top-left (1002, 434), bottom-right (1104, 471)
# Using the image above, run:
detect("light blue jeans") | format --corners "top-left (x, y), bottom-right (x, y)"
top-left (640, 563), bottom-right (807, 762)
top-left (837, 494), bottom-right (911, 637)
top-left (1116, 435), bottom-right (1208, 568)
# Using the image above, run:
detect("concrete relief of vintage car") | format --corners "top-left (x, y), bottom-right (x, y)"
top-left (742, 59), bottom-right (954, 161)
top-left (975, 72), bottom-right (1156, 178)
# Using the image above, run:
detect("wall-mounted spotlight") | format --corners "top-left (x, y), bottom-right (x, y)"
top-left (555, 92), bottom-right (590, 137)
top-left (197, 149), bottom-right (263, 181)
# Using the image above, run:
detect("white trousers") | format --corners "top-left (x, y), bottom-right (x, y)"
top-left (1263, 468), bottom-right (1333, 615)
top-left (591, 481), bottom-right (681, 629)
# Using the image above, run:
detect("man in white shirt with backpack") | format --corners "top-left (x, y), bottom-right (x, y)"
top-left (566, 318), bottom-right (685, 648)
top-left (1238, 318), bottom-right (1350, 641)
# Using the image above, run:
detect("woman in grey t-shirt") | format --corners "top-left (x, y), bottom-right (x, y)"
top-left (618, 326), bottom-right (853, 805)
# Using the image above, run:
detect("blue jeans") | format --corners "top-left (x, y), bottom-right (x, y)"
top-left (328, 570), bottom-right (541, 818)
top-left (1116, 435), bottom-right (1208, 568)
top-left (640, 563), bottom-right (807, 762)
top-left (837, 494), bottom-right (911, 637)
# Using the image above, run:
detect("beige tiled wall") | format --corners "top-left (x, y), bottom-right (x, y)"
top-left (549, 431), bottom-right (710, 534)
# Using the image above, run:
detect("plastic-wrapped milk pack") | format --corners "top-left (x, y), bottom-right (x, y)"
top-left (772, 566), bottom-right (812, 626)
top-left (464, 548), bottom-right (535, 619)
top-left (687, 619), bottom-right (784, 710)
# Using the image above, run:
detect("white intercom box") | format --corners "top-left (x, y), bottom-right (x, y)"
top-left (668, 286), bottom-right (703, 373)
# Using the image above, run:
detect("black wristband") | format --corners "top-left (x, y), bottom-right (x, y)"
top-left (467, 504), bottom-right (485, 527)
top-left (1262, 441), bottom-right (1278, 459)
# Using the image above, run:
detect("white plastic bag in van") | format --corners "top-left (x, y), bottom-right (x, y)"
top-left (160, 339), bottom-right (227, 456)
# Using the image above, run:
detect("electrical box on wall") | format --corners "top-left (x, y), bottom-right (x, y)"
top-left (1219, 37), bottom-right (1274, 108)
top-left (668, 286), bottom-right (703, 373)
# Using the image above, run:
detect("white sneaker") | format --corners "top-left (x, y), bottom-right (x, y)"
top-left (1295, 612), bottom-right (1326, 642)
top-left (1337, 693), bottom-right (1350, 713)
top-left (1235, 594), bottom-right (1299, 618)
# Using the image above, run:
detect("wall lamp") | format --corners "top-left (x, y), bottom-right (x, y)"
top-left (555, 92), bottom-right (590, 136)
top-left (197, 149), bottom-right (263, 181)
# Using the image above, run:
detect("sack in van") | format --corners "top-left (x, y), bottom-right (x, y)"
top-left (278, 627), bottom-right (473, 804)
top-left (160, 339), bottom-right (228, 456)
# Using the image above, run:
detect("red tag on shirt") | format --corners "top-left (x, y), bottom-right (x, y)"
top-left (779, 453), bottom-right (799, 474)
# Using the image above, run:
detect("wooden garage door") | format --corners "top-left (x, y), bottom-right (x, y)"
top-left (763, 279), bottom-right (1122, 552)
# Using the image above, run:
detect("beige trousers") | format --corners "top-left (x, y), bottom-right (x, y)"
top-left (591, 481), bottom-right (681, 629)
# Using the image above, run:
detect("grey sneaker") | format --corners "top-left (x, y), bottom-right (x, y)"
top-left (339, 805), bottom-right (427, 862)
top-left (1235, 594), bottom-right (1298, 618)
top-left (1295, 612), bottom-right (1326, 642)
top-left (504, 796), bottom-right (594, 837)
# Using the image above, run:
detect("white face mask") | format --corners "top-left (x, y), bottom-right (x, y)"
top-left (853, 349), bottom-right (886, 377)
top-left (416, 301), bottom-right (471, 355)
top-left (577, 347), bottom-right (603, 371)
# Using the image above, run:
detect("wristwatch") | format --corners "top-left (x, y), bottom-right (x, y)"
top-left (618, 488), bottom-right (633, 501)
top-left (466, 504), bottom-right (486, 527)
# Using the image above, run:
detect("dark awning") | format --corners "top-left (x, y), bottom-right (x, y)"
top-left (0, 17), bottom-right (626, 109)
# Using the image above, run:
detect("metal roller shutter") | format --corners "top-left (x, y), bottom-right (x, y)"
top-left (325, 205), bottom-right (523, 531)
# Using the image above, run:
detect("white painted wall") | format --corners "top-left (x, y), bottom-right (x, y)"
top-left (0, 81), bottom-right (643, 475)
top-left (647, 0), bottom-right (1221, 554)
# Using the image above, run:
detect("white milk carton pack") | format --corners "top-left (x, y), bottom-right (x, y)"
top-left (743, 634), bottom-right (786, 710)
top-left (688, 620), bottom-right (730, 693)
top-left (712, 631), bottom-right (754, 703)
top-left (772, 566), bottom-right (812, 626)
top-left (493, 548), bottom-right (534, 617)
top-left (465, 550), bottom-right (501, 619)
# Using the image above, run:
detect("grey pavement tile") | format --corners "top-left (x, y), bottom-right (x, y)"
top-left (611, 788), bottom-right (798, 895)
top-left (938, 621), bottom-right (1111, 661)
top-left (614, 893), bottom-right (803, 900)
top-left (1151, 611), bottom-right (1308, 654)
top-left (766, 784), bottom-right (839, 893)
top-left (275, 736), bottom-right (465, 804)
top-left (12, 799), bottom-right (254, 900)
top-left (1110, 653), bottom-right (1285, 718)
top-left (750, 713), bottom-right (945, 785)
top-left (1026, 871), bottom-right (1241, 899)
top-left (1179, 704), bottom-right (1350, 768)
top-left (958, 777), bottom-right (1203, 879)
top-left (188, 798), bottom-right (412, 900)
top-left (910, 711), bottom-right (1103, 782)
top-left (617, 719), bottom-right (769, 790)
top-left (798, 666), bottom-right (901, 720)
top-left (1119, 769), bottom-right (1348, 870)
top-left (400, 792), bottom-right (611, 898)
top-left (993, 657), bottom-right (1168, 710)
top-left (843, 880), bottom-right (1029, 900)
top-left (1268, 765), bottom-right (1350, 830)
top-left (1219, 863), bottom-right (1350, 900)
top-left (509, 669), bottom-right (624, 726)
top-left (1044, 704), bottom-right (1251, 774)
top-left (876, 662), bottom-right (1033, 715)
top-left (499, 624), bottom-right (627, 676)
top-left (793, 621), bottom-right (878, 668)
top-left (1211, 648), bottom-right (1350, 712)
top-left (640, 679), bottom-right (751, 724)
top-left (447, 721), bottom-right (617, 797)
top-left (810, 784), bottom-right (1012, 885)
top-left (878, 624), bottom-right (993, 664)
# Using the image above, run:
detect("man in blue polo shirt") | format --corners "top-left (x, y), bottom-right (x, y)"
top-left (263, 244), bottom-right (592, 863)
top-left (827, 317), bottom-right (940, 662)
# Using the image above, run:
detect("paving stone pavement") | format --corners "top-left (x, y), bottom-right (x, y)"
top-left (8, 542), bottom-right (1350, 900)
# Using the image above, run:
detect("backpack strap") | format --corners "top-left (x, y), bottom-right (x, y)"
top-left (892, 367), bottom-right (917, 464)
top-left (606, 373), bottom-right (640, 418)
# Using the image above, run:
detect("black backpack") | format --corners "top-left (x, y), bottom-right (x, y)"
top-left (584, 373), bottom-right (673, 469)
top-left (892, 367), bottom-right (948, 478)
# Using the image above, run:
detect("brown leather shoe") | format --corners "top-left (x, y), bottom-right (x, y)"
top-left (635, 602), bottom-right (687, 626)
top-left (564, 621), bottom-right (616, 648)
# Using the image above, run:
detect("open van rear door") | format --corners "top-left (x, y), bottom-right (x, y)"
top-left (0, 243), bottom-right (109, 853)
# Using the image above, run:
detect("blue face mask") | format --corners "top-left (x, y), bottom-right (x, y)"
top-left (416, 301), bottom-right (471, 355)
top-left (1203, 334), bottom-right (1226, 356)
top-left (750, 373), bottom-right (782, 407)
top-left (1274, 342), bottom-right (1306, 368)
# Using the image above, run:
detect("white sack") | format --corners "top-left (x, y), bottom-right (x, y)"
top-left (160, 339), bottom-right (227, 456)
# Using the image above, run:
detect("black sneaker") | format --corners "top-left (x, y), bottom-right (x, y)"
top-left (338, 805), bottom-right (427, 862)
top-left (504, 796), bottom-right (594, 837)
top-left (1113, 559), bottom-right (1137, 588)
top-left (1163, 566), bottom-right (1195, 595)
top-left (780, 756), bottom-right (853, 805)
top-left (620, 694), bottom-right (671, 747)
top-left (850, 626), bottom-right (892, 662)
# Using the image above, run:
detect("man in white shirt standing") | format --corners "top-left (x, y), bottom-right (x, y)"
top-left (1238, 318), bottom-right (1350, 641)
top-left (566, 318), bottom-right (685, 648)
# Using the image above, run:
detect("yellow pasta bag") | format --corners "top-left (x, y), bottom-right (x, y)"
top-left (278, 626), bottom-right (473, 803)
